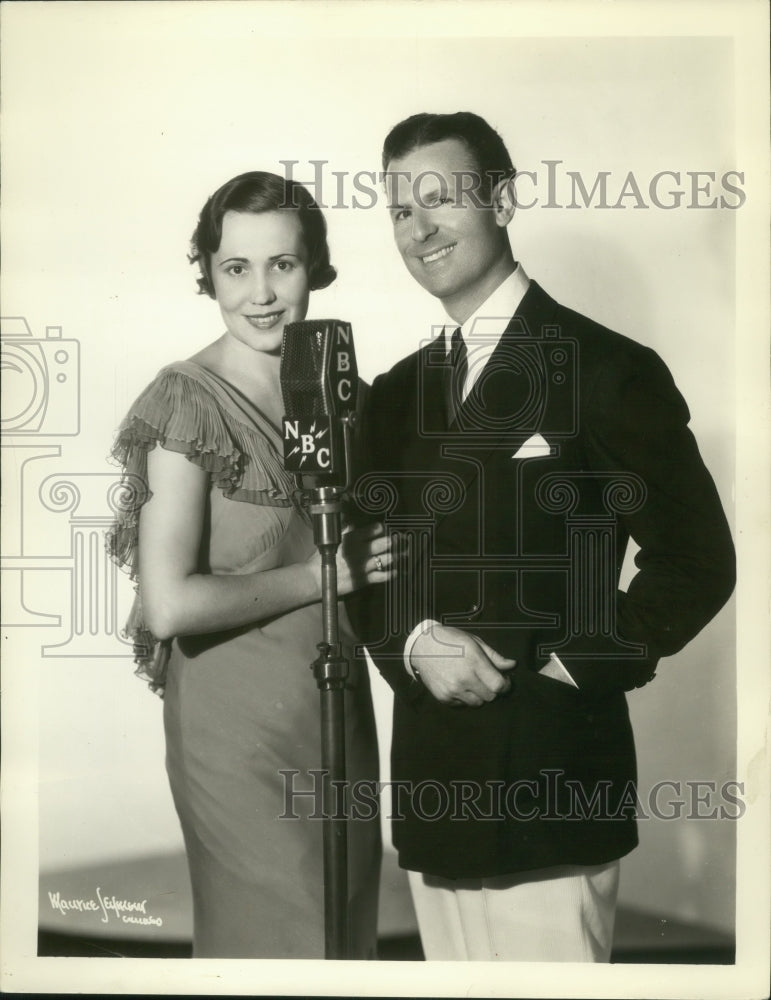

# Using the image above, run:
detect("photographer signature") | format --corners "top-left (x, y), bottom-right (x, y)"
top-left (47, 887), bottom-right (163, 927)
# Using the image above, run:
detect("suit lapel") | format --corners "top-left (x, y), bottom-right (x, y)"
top-left (388, 282), bottom-right (564, 523)
top-left (458, 280), bottom-right (559, 427)
top-left (419, 337), bottom-right (450, 437)
top-left (441, 281), bottom-right (561, 488)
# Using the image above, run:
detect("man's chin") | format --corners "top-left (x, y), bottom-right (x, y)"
top-left (406, 266), bottom-right (453, 300)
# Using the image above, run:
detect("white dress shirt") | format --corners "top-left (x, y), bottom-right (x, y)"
top-left (442, 263), bottom-right (531, 401)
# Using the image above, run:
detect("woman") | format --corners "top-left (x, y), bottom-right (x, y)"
top-left (108, 172), bottom-right (393, 958)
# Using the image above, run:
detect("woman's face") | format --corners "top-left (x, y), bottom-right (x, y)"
top-left (210, 209), bottom-right (310, 355)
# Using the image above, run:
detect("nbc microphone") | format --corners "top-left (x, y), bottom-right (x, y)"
top-left (280, 319), bottom-right (358, 490)
top-left (280, 319), bottom-right (357, 959)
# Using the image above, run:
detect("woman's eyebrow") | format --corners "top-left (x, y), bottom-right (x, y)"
top-left (215, 254), bottom-right (249, 265)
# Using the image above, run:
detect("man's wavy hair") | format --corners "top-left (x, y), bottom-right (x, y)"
top-left (382, 111), bottom-right (516, 202)
top-left (189, 171), bottom-right (337, 297)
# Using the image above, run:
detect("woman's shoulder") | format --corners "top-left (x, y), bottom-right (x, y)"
top-left (125, 352), bottom-right (255, 423)
top-left (118, 360), bottom-right (220, 433)
top-left (127, 356), bottom-right (206, 391)
top-left (112, 357), bottom-right (294, 508)
top-left (144, 357), bottom-right (217, 390)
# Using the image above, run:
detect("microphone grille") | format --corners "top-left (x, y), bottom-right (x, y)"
top-left (281, 320), bottom-right (334, 418)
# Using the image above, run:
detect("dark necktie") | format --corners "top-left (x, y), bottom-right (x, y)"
top-left (444, 326), bottom-right (468, 427)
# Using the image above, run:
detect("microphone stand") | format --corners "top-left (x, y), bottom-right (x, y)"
top-left (297, 415), bottom-right (356, 960)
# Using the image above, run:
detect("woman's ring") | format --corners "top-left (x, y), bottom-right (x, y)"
top-left (375, 557), bottom-right (384, 572)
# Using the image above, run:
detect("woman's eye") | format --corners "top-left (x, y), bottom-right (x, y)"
top-left (273, 259), bottom-right (294, 272)
top-left (227, 264), bottom-right (246, 276)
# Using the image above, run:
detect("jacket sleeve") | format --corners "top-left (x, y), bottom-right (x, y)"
top-left (344, 372), bottom-right (425, 702)
top-left (570, 344), bottom-right (735, 683)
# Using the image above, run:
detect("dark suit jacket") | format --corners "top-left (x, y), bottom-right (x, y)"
top-left (347, 280), bottom-right (735, 878)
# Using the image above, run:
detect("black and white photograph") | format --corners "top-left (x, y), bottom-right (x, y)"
top-left (1, 1), bottom-right (768, 996)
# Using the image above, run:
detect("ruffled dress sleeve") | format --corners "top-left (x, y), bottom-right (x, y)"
top-left (106, 363), bottom-right (296, 695)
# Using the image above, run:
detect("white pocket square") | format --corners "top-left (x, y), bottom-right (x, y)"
top-left (511, 433), bottom-right (552, 459)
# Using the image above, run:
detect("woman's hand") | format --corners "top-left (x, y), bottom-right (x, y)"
top-left (305, 522), bottom-right (398, 596)
top-left (140, 447), bottom-right (397, 638)
top-left (339, 521), bottom-right (399, 594)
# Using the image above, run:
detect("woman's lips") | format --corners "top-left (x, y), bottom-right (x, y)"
top-left (244, 310), bottom-right (284, 329)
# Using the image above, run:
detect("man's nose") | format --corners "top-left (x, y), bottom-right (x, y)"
top-left (250, 270), bottom-right (276, 305)
top-left (411, 208), bottom-right (438, 243)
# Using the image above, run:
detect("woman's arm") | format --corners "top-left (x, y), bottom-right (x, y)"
top-left (138, 444), bottom-right (392, 641)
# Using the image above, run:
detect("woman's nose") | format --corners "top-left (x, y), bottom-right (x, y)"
top-left (250, 271), bottom-right (276, 305)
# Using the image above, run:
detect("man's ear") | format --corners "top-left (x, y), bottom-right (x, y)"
top-left (492, 174), bottom-right (516, 228)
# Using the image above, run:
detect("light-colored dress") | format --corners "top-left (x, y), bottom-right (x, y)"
top-left (108, 360), bottom-right (381, 958)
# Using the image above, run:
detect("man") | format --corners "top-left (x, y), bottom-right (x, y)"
top-left (347, 112), bottom-right (735, 961)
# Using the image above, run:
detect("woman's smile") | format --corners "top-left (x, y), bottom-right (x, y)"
top-left (244, 309), bottom-right (285, 329)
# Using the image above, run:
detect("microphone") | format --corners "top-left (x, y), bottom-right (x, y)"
top-left (280, 319), bottom-right (358, 489)
top-left (280, 320), bottom-right (358, 952)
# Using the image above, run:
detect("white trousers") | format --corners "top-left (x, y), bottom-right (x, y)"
top-left (407, 860), bottom-right (620, 962)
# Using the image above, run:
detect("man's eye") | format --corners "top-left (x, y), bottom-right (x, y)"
top-left (393, 209), bottom-right (411, 223)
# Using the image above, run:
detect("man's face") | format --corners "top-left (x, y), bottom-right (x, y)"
top-left (384, 138), bottom-right (513, 322)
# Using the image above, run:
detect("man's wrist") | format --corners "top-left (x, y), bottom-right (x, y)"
top-left (403, 619), bottom-right (439, 679)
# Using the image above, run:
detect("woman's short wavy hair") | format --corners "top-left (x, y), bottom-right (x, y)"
top-left (189, 171), bottom-right (337, 297)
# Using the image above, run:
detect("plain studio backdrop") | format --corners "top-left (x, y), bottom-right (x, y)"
top-left (2, 3), bottom-right (767, 991)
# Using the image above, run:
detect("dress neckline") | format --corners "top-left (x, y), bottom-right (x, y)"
top-left (172, 358), bottom-right (285, 443)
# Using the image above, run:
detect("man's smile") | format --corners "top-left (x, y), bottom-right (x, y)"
top-left (418, 243), bottom-right (457, 264)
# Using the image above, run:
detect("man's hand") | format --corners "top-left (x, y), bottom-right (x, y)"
top-left (410, 623), bottom-right (516, 706)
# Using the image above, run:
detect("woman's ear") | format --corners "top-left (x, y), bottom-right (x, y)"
top-left (492, 174), bottom-right (517, 228)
